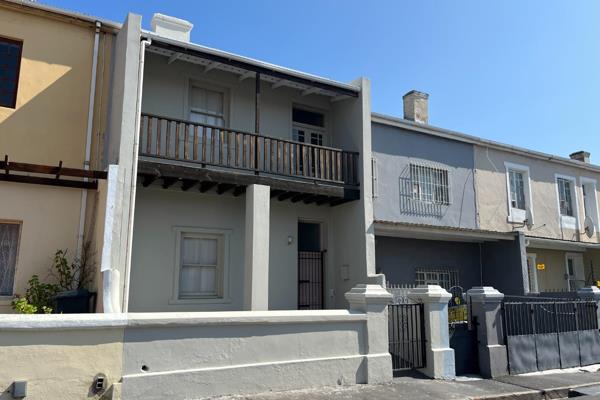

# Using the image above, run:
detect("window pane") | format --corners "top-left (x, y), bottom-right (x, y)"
top-left (410, 164), bottom-right (450, 205)
top-left (0, 223), bottom-right (19, 295)
top-left (509, 170), bottom-right (526, 210)
top-left (292, 108), bottom-right (324, 127)
top-left (182, 237), bottom-right (218, 265)
top-left (179, 266), bottom-right (216, 296)
top-left (0, 38), bottom-right (23, 108)
top-left (558, 178), bottom-right (573, 216)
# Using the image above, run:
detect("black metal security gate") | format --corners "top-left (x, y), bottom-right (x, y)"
top-left (503, 299), bottom-right (600, 374)
top-left (297, 251), bottom-right (325, 310)
top-left (388, 303), bottom-right (427, 372)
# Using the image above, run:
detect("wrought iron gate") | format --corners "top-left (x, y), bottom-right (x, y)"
top-left (388, 303), bottom-right (426, 372)
top-left (297, 251), bottom-right (324, 310)
top-left (503, 298), bottom-right (600, 374)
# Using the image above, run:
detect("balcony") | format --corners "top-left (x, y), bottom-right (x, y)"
top-left (137, 114), bottom-right (360, 205)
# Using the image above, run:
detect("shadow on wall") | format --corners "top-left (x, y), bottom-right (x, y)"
top-left (397, 165), bottom-right (445, 218)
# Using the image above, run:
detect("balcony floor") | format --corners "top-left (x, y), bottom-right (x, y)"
top-left (138, 158), bottom-right (360, 206)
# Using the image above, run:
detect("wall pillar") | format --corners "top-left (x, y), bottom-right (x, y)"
top-left (578, 286), bottom-right (600, 324)
top-left (345, 284), bottom-right (393, 384)
top-left (467, 286), bottom-right (508, 378)
top-left (408, 285), bottom-right (455, 379)
top-left (244, 184), bottom-right (270, 311)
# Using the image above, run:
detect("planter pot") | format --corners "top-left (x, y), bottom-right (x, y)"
top-left (54, 289), bottom-right (95, 314)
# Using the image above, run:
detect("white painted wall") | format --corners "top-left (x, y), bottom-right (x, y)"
top-left (130, 187), bottom-right (342, 311)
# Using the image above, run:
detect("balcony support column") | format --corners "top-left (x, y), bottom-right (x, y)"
top-left (244, 184), bottom-right (270, 310)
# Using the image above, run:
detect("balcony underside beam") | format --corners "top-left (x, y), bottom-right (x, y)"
top-left (138, 160), bottom-right (359, 206)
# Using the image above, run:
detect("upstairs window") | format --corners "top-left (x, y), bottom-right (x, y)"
top-left (189, 86), bottom-right (225, 127)
top-left (557, 178), bottom-right (574, 216)
top-left (504, 162), bottom-right (533, 224)
top-left (409, 164), bottom-right (450, 205)
top-left (0, 222), bottom-right (20, 296)
top-left (292, 107), bottom-right (326, 146)
top-left (508, 170), bottom-right (526, 210)
top-left (0, 37), bottom-right (23, 109)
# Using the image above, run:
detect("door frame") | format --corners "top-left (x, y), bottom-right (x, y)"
top-left (565, 252), bottom-right (585, 291)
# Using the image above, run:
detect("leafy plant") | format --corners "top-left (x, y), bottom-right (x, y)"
top-left (49, 242), bottom-right (94, 291)
top-left (11, 242), bottom-right (95, 314)
top-left (11, 275), bottom-right (57, 314)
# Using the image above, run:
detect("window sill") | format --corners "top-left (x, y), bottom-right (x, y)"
top-left (508, 210), bottom-right (528, 224)
top-left (169, 297), bottom-right (232, 305)
top-left (560, 215), bottom-right (577, 230)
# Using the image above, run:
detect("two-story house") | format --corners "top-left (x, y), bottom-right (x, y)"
top-left (99, 14), bottom-right (379, 314)
top-left (476, 143), bottom-right (600, 294)
top-left (373, 90), bottom-right (600, 297)
top-left (371, 92), bottom-right (522, 297)
top-left (0, 0), bottom-right (115, 312)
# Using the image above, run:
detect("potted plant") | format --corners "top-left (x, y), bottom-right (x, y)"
top-left (51, 242), bottom-right (96, 313)
top-left (11, 242), bottom-right (96, 314)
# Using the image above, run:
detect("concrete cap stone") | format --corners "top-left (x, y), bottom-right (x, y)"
top-left (466, 287), bottom-right (504, 303)
top-left (407, 285), bottom-right (451, 303)
top-left (345, 284), bottom-right (393, 306)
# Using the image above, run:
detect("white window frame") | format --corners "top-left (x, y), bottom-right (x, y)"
top-left (184, 78), bottom-right (230, 127)
top-left (504, 162), bottom-right (534, 224)
top-left (0, 220), bottom-right (21, 301)
top-left (554, 173), bottom-right (579, 230)
top-left (580, 177), bottom-right (599, 234)
top-left (170, 227), bottom-right (231, 305)
top-left (291, 104), bottom-right (329, 146)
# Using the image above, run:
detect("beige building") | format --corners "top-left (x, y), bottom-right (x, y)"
top-left (0, 0), bottom-right (115, 312)
top-left (475, 144), bottom-right (600, 293)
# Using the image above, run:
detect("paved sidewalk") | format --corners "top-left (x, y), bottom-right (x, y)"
top-left (214, 369), bottom-right (600, 400)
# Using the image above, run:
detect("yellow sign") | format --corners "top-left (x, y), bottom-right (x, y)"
top-left (536, 263), bottom-right (546, 271)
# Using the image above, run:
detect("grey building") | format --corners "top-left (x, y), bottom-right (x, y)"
top-left (372, 91), bottom-right (524, 296)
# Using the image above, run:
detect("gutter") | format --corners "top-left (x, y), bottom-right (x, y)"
top-left (76, 20), bottom-right (101, 259)
top-left (121, 37), bottom-right (152, 313)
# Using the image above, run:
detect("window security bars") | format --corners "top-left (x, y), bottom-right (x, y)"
top-left (415, 268), bottom-right (459, 291)
top-left (410, 164), bottom-right (450, 205)
top-left (0, 223), bottom-right (19, 296)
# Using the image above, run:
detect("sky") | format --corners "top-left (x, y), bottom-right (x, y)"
top-left (45, 0), bottom-right (600, 160)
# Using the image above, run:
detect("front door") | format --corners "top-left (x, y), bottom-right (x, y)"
top-left (297, 222), bottom-right (324, 310)
top-left (565, 253), bottom-right (585, 291)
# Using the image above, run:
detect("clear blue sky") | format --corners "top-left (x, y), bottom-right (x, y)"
top-left (46, 0), bottom-right (599, 160)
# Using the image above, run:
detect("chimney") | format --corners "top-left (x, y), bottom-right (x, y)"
top-left (151, 13), bottom-right (193, 42)
top-left (570, 151), bottom-right (591, 163)
top-left (403, 90), bottom-right (429, 124)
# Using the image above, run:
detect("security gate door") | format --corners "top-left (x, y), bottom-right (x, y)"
top-left (297, 222), bottom-right (324, 310)
top-left (503, 299), bottom-right (600, 374)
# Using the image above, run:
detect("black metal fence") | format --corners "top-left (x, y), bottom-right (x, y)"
top-left (297, 251), bottom-right (325, 310)
top-left (388, 303), bottom-right (426, 371)
top-left (502, 298), bottom-right (600, 373)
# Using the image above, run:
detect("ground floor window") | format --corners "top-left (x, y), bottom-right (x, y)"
top-left (414, 267), bottom-right (459, 290)
top-left (174, 229), bottom-right (228, 300)
top-left (0, 222), bottom-right (20, 296)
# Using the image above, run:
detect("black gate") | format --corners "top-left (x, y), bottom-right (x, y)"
top-left (388, 303), bottom-right (426, 372)
top-left (297, 251), bottom-right (325, 310)
top-left (503, 298), bottom-right (600, 374)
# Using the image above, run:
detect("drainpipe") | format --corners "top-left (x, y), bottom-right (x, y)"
top-left (76, 21), bottom-right (101, 260)
top-left (121, 37), bottom-right (151, 312)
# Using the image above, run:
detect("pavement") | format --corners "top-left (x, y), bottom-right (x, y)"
top-left (213, 368), bottom-right (600, 400)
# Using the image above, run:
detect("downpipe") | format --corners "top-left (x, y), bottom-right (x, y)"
top-left (121, 37), bottom-right (151, 312)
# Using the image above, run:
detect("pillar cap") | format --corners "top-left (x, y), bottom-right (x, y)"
top-left (345, 284), bottom-right (393, 306)
top-left (578, 286), bottom-right (600, 300)
top-left (408, 285), bottom-right (451, 303)
top-left (466, 287), bottom-right (504, 303)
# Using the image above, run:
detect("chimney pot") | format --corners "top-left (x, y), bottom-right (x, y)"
top-left (570, 151), bottom-right (591, 163)
top-left (403, 90), bottom-right (429, 124)
top-left (151, 13), bottom-right (193, 42)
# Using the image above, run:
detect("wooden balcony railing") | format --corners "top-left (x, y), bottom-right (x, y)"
top-left (139, 113), bottom-right (360, 186)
